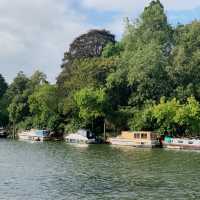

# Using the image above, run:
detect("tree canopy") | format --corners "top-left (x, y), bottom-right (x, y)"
top-left (3, 0), bottom-right (200, 137)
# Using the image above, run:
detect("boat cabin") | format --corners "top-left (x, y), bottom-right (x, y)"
top-left (120, 131), bottom-right (158, 140)
top-left (77, 129), bottom-right (95, 139)
top-left (34, 130), bottom-right (49, 137)
top-left (65, 129), bottom-right (96, 144)
top-left (109, 131), bottom-right (159, 147)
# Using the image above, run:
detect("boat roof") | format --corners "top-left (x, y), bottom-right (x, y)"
top-left (65, 133), bottom-right (88, 141)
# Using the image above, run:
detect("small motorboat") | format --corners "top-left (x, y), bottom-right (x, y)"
top-left (65, 129), bottom-right (96, 144)
top-left (18, 129), bottom-right (51, 141)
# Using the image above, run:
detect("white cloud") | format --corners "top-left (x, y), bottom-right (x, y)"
top-left (82, 0), bottom-right (200, 12)
top-left (0, 0), bottom-right (92, 83)
top-left (1, 0), bottom-right (200, 83)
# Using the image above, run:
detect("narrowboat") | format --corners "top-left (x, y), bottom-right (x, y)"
top-left (162, 136), bottom-right (200, 150)
top-left (65, 129), bottom-right (96, 144)
top-left (108, 131), bottom-right (160, 148)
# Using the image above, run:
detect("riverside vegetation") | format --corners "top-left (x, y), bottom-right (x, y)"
top-left (1, 0), bottom-right (200, 138)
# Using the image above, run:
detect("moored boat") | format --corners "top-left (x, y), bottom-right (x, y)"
top-left (162, 136), bottom-right (200, 150)
top-left (108, 131), bottom-right (160, 148)
top-left (65, 129), bottom-right (96, 144)
top-left (18, 129), bottom-right (51, 141)
top-left (18, 130), bottom-right (33, 140)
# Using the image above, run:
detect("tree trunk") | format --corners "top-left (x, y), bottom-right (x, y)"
top-left (104, 119), bottom-right (106, 142)
top-left (13, 121), bottom-right (15, 139)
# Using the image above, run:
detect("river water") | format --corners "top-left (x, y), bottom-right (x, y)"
top-left (0, 139), bottom-right (200, 200)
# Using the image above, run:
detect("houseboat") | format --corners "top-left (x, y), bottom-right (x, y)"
top-left (18, 129), bottom-right (51, 141)
top-left (108, 131), bottom-right (160, 148)
top-left (162, 136), bottom-right (200, 150)
top-left (65, 129), bottom-right (96, 144)
top-left (0, 127), bottom-right (7, 138)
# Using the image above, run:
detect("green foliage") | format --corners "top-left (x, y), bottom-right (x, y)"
top-left (128, 97), bottom-right (200, 136)
top-left (0, 74), bottom-right (8, 98)
top-left (128, 101), bottom-right (156, 131)
top-left (29, 84), bottom-right (60, 131)
top-left (0, 74), bottom-right (8, 126)
top-left (6, 71), bottom-right (49, 132)
top-left (174, 97), bottom-right (200, 135)
top-left (169, 21), bottom-right (200, 101)
top-left (102, 42), bottom-right (124, 58)
top-left (152, 97), bottom-right (180, 133)
top-left (0, 95), bottom-right (9, 127)
top-left (74, 87), bottom-right (108, 123)
top-left (61, 57), bottom-right (118, 93)
top-left (3, 1), bottom-right (200, 137)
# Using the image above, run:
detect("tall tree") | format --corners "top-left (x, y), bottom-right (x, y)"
top-left (0, 74), bottom-right (8, 98)
top-left (122, 0), bottom-right (173, 106)
top-left (28, 84), bottom-right (60, 131)
top-left (169, 21), bottom-right (200, 102)
top-left (0, 74), bottom-right (8, 127)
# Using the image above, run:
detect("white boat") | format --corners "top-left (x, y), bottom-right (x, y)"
top-left (162, 136), bottom-right (200, 150)
top-left (65, 129), bottom-right (96, 144)
top-left (108, 131), bottom-right (160, 148)
top-left (18, 130), bottom-right (51, 141)
top-left (18, 130), bottom-right (35, 141)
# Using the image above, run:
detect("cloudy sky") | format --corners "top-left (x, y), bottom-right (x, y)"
top-left (1, 0), bottom-right (200, 83)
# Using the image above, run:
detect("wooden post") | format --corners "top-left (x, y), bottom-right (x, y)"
top-left (92, 119), bottom-right (94, 131)
top-left (104, 119), bottom-right (106, 142)
top-left (13, 121), bottom-right (15, 139)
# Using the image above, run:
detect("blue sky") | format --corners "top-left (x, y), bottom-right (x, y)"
top-left (1, 0), bottom-right (200, 83)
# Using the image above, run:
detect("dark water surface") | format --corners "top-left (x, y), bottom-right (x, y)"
top-left (0, 139), bottom-right (200, 200)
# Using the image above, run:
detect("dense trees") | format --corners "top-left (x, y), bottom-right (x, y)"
top-left (0, 74), bottom-right (8, 127)
top-left (29, 84), bottom-right (60, 131)
top-left (2, 0), bottom-right (200, 137)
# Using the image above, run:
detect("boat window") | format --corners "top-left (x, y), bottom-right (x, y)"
top-left (141, 142), bottom-right (145, 145)
top-left (134, 134), bottom-right (140, 139)
top-left (141, 134), bottom-right (147, 139)
top-left (188, 141), bottom-right (193, 144)
top-left (178, 140), bottom-right (183, 144)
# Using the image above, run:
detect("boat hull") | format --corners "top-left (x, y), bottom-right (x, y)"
top-left (162, 142), bottom-right (200, 150)
top-left (65, 138), bottom-right (96, 144)
top-left (0, 134), bottom-right (7, 138)
top-left (18, 131), bottom-right (51, 142)
top-left (109, 138), bottom-right (159, 148)
top-left (0, 129), bottom-right (7, 138)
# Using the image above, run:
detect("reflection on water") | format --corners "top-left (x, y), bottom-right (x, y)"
top-left (0, 139), bottom-right (200, 200)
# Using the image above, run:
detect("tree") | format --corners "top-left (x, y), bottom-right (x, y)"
top-left (174, 97), bottom-right (200, 135)
top-left (152, 97), bottom-right (180, 134)
top-left (28, 84), bottom-right (60, 131)
top-left (119, 0), bottom-right (173, 108)
top-left (29, 70), bottom-right (48, 91)
top-left (8, 96), bottom-right (26, 137)
top-left (0, 74), bottom-right (8, 98)
top-left (169, 21), bottom-right (200, 101)
top-left (0, 74), bottom-right (8, 127)
top-left (6, 71), bottom-right (30, 101)
top-left (57, 29), bottom-right (116, 92)
top-left (74, 87), bottom-right (109, 136)
top-left (0, 96), bottom-right (9, 127)
top-left (6, 71), bottom-right (48, 133)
